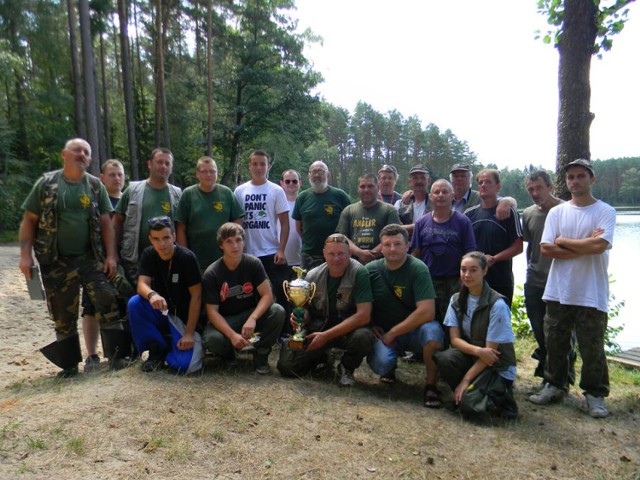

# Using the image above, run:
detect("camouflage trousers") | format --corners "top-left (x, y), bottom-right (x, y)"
top-left (41, 253), bottom-right (122, 339)
top-left (543, 301), bottom-right (609, 397)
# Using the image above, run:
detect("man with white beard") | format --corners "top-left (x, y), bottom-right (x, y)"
top-left (292, 161), bottom-right (351, 270)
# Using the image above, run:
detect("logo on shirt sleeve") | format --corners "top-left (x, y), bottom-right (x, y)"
top-left (220, 282), bottom-right (229, 302)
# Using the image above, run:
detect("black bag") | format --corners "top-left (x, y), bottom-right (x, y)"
top-left (459, 368), bottom-right (518, 419)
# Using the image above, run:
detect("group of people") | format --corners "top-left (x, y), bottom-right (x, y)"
top-left (19, 138), bottom-right (615, 419)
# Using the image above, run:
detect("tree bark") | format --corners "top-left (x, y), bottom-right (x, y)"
top-left (66, 0), bottom-right (86, 139)
top-left (206, 0), bottom-right (214, 156)
top-left (78, 0), bottom-right (101, 174)
top-left (555, 0), bottom-right (598, 199)
top-left (117, 0), bottom-right (139, 179)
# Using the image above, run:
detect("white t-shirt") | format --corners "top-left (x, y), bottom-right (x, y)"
top-left (234, 180), bottom-right (289, 257)
top-left (278, 198), bottom-right (301, 265)
top-left (541, 200), bottom-right (615, 313)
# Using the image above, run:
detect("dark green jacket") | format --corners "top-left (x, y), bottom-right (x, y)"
top-left (450, 281), bottom-right (516, 370)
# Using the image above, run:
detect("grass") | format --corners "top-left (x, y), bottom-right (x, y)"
top-left (0, 230), bottom-right (18, 244)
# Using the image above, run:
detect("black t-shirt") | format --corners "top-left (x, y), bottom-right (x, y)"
top-left (138, 244), bottom-right (202, 321)
top-left (202, 254), bottom-right (268, 317)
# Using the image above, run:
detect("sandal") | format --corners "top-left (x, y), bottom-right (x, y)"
top-left (423, 384), bottom-right (442, 409)
top-left (380, 369), bottom-right (396, 384)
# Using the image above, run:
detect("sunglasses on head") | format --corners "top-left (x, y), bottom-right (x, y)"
top-left (325, 233), bottom-right (349, 245)
top-left (147, 216), bottom-right (172, 228)
top-left (284, 179), bottom-right (299, 184)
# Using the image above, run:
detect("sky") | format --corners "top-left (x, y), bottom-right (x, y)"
top-left (293, 0), bottom-right (640, 171)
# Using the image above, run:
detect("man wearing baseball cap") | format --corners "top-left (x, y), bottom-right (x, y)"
top-left (529, 158), bottom-right (615, 418)
top-left (395, 164), bottom-right (433, 237)
top-left (449, 163), bottom-right (516, 220)
top-left (377, 164), bottom-right (402, 205)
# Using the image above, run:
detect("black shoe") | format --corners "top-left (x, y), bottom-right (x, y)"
top-left (141, 358), bottom-right (164, 372)
top-left (57, 366), bottom-right (79, 378)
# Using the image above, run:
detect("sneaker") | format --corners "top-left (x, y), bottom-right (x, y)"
top-left (528, 383), bottom-right (565, 405)
top-left (585, 394), bottom-right (609, 418)
top-left (253, 352), bottom-right (270, 375)
top-left (336, 363), bottom-right (355, 387)
top-left (84, 354), bottom-right (101, 372)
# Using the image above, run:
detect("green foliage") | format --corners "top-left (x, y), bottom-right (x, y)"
top-left (511, 286), bottom-right (534, 340)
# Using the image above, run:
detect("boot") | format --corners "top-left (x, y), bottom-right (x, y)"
top-left (100, 328), bottom-right (133, 371)
top-left (40, 335), bottom-right (82, 377)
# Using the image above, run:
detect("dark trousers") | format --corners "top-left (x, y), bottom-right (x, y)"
top-left (277, 327), bottom-right (375, 377)
top-left (544, 301), bottom-right (609, 397)
top-left (524, 284), bottom-right (576, 382)
top-left (259, 255), bottom-right (290, 311)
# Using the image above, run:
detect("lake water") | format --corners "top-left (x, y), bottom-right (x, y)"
top-left (513, 211), bottom-right (640, 351)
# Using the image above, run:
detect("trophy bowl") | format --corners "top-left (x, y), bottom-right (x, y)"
top-left (283, 266), bottom-right (316, 350)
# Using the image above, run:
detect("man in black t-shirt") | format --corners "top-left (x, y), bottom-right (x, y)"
top-left (202, 223), bottom-right (285, 374)
top-left (128, 216), bottom-right (203, 374)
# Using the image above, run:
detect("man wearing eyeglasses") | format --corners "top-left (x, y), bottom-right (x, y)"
top-left (19, 138), bottom-right (129, 377)
top-left (277, 233), bottom-right (375, 387)
top-left (377, 164), bottom-right (402, 205)
top-left (279, 169), bottom-right (303, 271)
top-left (292, 161), bottom-right (351, 270)
top-left (175, 156), bottom-right (244, 272)
top-left (114, 148), bottom-right (182, 284)
top-left (128, 216), bottom-right (203, 374)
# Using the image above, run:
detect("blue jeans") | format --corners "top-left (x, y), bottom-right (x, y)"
top-left (367, 322), bottom-right (444, 376)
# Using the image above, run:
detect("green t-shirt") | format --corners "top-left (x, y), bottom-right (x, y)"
top-left (22, 174), bottom-right (113, 256)
top-left (326, 265), bottom-right (372, 327)
top-left (366, 255), bottom-right (435, 332)
top-left (292, 186), bottom-right (351, 256)
top-left (336, 201), bottom-right (401, 250)
top-left (116, 183), bottom-right (174, 253)
top-left (175, 184), bottom-right (244, 270)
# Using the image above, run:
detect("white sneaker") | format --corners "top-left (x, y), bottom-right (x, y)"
top-left (585, 394), bottom-right (609, 418)
top-left (336, 363), bottom-right (355, 387)
top-left (528, 383), bottom-right (565, 405)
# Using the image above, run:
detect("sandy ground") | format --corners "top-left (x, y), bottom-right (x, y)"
top-left (1, 243), bottom-right (639, 479)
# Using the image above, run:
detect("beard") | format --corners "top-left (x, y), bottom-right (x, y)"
top-left (310, 178), bottom-right (328, 193)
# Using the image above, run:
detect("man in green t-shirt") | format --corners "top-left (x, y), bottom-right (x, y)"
top-left (19, 138), bottom-right (129, 377)
top-left (292, 161), bottom-right (351, 270)
top-left (175, 156), bottom-right (244, 271)
top-left (337, 173), bottom-right (400, 265)
top-left (366, 224), bottom-right (445, 408)
top-left (277, 233), bottom-right (375, 387)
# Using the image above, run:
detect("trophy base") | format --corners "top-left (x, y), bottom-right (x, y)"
top-left (288, 338), bottom-right (305, 351)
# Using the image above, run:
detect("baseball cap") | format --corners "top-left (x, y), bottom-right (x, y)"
top-left (563, 158), bottom-right (594, 177)
top-left (377, 164), bottom-right (398, 177)
top-left (409, 164), bottom-right (429, 175)
top-left (450, 163), bottom-right (471, 173)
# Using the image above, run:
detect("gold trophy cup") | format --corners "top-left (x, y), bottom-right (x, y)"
top-left (283, 266), bottom-right (316, 350)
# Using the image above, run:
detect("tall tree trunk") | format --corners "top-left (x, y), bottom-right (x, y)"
top-left (99, 32), bottom-right (112, 160)
top-left (154, 0), bottom-right (170, 148)
top-left (555, 0), bottom-right (598, 199)
top-left (117, 0), bottom-right (139, 179)
top-left (78, 0), bottom-right (101, 174)
top-left (206, 0), bottom-right (213, 156)
top-left (66, 0), bottom-right (86, 139)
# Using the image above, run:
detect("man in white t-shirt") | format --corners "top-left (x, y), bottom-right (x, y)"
top-left (234, 150), bottom-right (290, 310)
top-left (529, 159), bottom-right (615, 418)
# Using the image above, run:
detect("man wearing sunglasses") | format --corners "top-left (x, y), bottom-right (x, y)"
top-left (19, 138), bottom-right (129, 377)
top-left (277, 233), bottom-right (375, 387)
top-left (128, 216), bottom-right (203, 374)
top-left (279, 169), bottom-right (303, 272)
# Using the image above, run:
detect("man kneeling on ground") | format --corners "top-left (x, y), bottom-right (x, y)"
top-left (202, 223), bottom-right (285, 374)
top-left (366, 224), bottom-right (445, 408)
top-left (277, 233), bottom-right (375, 387)
top-left (128, 216), bottom-right (203, 374)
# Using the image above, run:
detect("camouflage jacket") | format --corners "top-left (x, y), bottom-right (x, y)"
top-left (33, 170), bottom-right (105, 266)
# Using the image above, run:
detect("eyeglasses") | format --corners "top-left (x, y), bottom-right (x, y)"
top-left (283, 179), bottom-right (298, 185)
top-left (309, 168), bottom-right (328, 175)
top-left (147, 216), bottom-right (173, 228)
top-left (325, 233), bottom-right (349, 245)
top-left (197, 169), bottom-right (217, 175)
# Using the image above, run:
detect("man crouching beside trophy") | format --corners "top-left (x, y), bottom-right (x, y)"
top-left (277, 233), bottom-right (375, 387)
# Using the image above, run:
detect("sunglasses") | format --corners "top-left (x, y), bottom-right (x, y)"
top-left (283, 179), bottom-right (299, 185)
top-left (325, 233), bottom-right (349, 245)
top-left (147, 216), bottom-right (172, 228)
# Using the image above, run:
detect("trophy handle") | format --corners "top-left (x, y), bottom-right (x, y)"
top-left (305, 282), bottom-right (316, 306)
